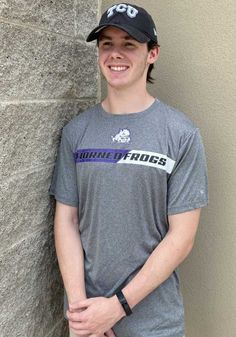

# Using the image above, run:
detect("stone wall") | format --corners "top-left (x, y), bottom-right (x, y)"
top-left (0, 1), bottom-right (100, 336)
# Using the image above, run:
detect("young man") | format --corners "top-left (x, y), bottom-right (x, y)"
top-left (50, 3), bottom-right (208, 337)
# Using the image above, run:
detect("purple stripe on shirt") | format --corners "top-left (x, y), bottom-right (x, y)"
top-left (74, 148), bottom-right (130, 164)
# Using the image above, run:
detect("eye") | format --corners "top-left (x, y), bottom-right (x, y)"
top-left (124, 42), bottom-right (136, 49)
top-left (100, 41), bottom-right (113, 49)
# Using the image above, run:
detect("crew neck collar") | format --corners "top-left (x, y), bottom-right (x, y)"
top-left (98, 99), bottom-right (160, 119)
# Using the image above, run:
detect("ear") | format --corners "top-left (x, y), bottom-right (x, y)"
top-left (147, 46), bottom-right (160, 65)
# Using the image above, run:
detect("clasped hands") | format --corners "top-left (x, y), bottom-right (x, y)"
top-left (67, 295), bottom-right (126, 337)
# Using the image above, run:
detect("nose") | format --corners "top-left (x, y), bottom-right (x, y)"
top-left (109, 46), bottom-right (124, 59)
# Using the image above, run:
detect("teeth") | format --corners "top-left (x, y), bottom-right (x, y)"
top-left (110, 66), bottom-right (128, 72)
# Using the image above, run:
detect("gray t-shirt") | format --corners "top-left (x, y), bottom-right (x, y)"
top-left (50, 99), bottom-right (208, 337)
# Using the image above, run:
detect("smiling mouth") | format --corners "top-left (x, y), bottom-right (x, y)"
top-left (109, 66), bottom-right (129, 72)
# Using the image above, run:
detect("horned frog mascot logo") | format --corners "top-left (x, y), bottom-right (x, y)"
top-left (112, 129), bottom-right (131, 144)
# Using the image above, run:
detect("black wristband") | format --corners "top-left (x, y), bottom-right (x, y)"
top-left (115, 290), bottom-right (132, 316)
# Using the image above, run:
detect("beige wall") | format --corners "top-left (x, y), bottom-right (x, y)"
top-left (101, 1), bottom-right (236, 337)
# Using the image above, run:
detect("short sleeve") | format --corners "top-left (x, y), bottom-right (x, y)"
top-left (49, 128), bottom-right (79, 207)
top-left (167, 129), bottom-right (208, 215)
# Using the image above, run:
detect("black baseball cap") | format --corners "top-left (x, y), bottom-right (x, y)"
top-left (86, 3), bottom-right (158, 44)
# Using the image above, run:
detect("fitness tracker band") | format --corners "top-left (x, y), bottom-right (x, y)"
top-left (115, 290), bottom-right (132, 316)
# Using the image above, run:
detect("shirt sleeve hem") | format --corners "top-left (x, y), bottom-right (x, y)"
top-left (50, 192), bottom-right (79, 207)
top-left (167, 200), bottom-right (208, 215)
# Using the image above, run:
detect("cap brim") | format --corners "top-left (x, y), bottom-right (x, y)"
top-left (86, 23), bottom-right (151, 43)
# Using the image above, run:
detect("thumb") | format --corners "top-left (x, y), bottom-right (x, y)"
top-left (105, 329), bottom-right (116, 337)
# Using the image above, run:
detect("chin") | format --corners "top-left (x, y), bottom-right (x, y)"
top-left (108, 81), bottom-right (130, 90)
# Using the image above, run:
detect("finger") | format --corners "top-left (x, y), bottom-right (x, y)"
top-left (67, 310), bottom-right (85, 322)
top-left (68, 301), bottom-right (81, 311)
top-left (69, 321), bottom-right (89, 332)
top-left (72, 332), bottom-right (90, 336)
top-left (105, 329), bottom-right (116, 337)
top-left (70, 327), bottom-right (90, 335)
top-left (70, 299), bottom-right (91, 311)
top-left (68, 306), bottom-right (84, 313)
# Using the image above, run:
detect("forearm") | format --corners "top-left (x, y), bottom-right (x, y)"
top-left (121, 231), bottom-right (193, 309)
top-left (55, 207), bottom-right (86, 304)
top-left (67, 230), bottom-right (194, 335)
top-left (67, 210), bottom-right (200, 336)
top-left (120, 209), bottom-right (200, 309)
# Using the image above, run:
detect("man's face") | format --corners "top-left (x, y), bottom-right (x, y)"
top-left (98, 26), bottom-right (158, 90)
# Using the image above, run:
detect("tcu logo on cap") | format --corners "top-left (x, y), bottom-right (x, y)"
top-left (107, 4), bottom-right (138, 19)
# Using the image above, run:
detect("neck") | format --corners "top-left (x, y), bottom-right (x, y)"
top-left (102, 85), bottom-right (155, 115)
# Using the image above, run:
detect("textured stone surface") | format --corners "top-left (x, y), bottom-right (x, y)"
top-left (0, 99), bottom-right (97, 254)
top-left (74, 44), bottom-right (99, 98)
top-left (0, 229), bottom-right (68, 337)
top-left (0, 0), bottom-right (100, 336)
top-left (0, 0), bottom-right (75, 36)
top-left (0, 23), bottom-right (82, 100)
top-left (75, 0), bottom-right (100, 39)
top-left (0, 166), bottom-right (52, 254)
top-left (47, 319), bottom-right (69, 337)
top-left (0, 99), bottom-right (96, 178)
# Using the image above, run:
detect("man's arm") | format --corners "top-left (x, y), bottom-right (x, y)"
top-left (67, 208), bottom-right (201, 335)
top-left (122, 208), bottom-right (201, 308)
top-left (55, 201), bottom-right (117, 337)
top-left (54, 201), bottom-right (86, 304)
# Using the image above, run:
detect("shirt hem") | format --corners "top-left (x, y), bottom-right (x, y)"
top-left (167, 200), bottom-right (208, 215)
top-left (50, 192), bottom-right (78, 207)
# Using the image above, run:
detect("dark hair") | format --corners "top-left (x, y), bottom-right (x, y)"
top-left (147, 40), bottom-right (159, 84)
